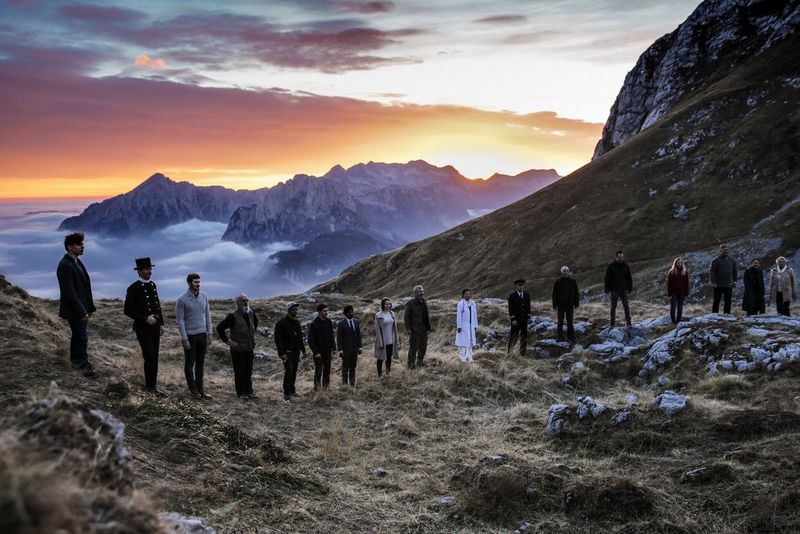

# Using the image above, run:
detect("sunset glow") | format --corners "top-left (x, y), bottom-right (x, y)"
top-left (0, 0), bottom-right (701, 198)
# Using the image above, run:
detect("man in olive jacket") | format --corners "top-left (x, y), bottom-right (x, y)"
top-left (552, 266), bottom-right (580, 343)
top-left (56, 232), bottom-right (97, 378)
top-left (217, 293), bottom-right (259, 399)
top-left (404, 285), bottom-right (432, 369)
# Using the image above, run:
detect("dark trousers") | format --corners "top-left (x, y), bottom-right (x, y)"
top-left (231, 349), bottom-right (254, 396)
top-left (183, 333), bottom-right (207, 392)
top-left (669, 295), bottom-right (685, 324)
top-left (610, 290), bottom-right (632, 326)
top-left (776, 292), bottom-right (791, 316)
top-left (135, 328), bottom-right (160, 389)
top-left (377, 344), bottom-right (394, 376)
top-left (67, 318), bottom-right (89, 365)
top-left (342, 352), bottom-right (358, 386)
top-left (508, 317), bottom-right (528, 355)
top-left (314, 351), bottom-right (332, 390)
top-left (712, 287), bottom-right (732, 314)
top-left (408, 330), bottom-right (428, 368)
top-left (282, 354), bottom-right (299, 396)
top-left (556, 308), bottom-right (575, 341)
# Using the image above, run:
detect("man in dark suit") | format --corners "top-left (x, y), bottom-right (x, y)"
top-left (508, 278), bottom-right (531, 356)
top-left (308, 303), bottom-right (337, 391)
top-left (552, 266), bottom-right (580, 343)
top-left (56, 232), bottom-right (97, 378)
top-left (124, 257), bottom-right (166, 396)
top-left (274, 302), bottom-right (307, 402)
top-left (337, 305), bottom-right (363, 387)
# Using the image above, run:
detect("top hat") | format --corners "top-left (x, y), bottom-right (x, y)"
top-left (514, 278), bottom-right (526, 285)
top-left (134, 257), bottom-right (154, 271)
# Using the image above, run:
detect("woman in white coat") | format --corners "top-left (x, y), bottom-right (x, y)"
top-left (455, 289), bottom-right (478, 362)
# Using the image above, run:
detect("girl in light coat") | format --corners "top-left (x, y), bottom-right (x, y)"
top-left (374, 298), bottom-right (399, 377)
top-left (455, 289), bottom-right (478, 362)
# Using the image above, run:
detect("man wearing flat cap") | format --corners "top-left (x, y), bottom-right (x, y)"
top-left (124, 257), bottom-right (166, 396)
top-left (508, 278), bottom-right (531, 356)
top-left (274, 301), bottom-right (307, 402)
top-left (216, 293), bottom-right (259, 400)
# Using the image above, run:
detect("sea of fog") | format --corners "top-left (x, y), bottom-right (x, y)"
top-left (0, 200), bottom-right (303, 300)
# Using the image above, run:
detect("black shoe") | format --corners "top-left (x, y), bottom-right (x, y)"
top-left (80, 362), bottom-right (97, 378)
top-left (198, 389), bottom-right (212, 399)
top-left (238, 394), bottom-right (251, 401)
top-left (147, 387), bottom-right (167, 398)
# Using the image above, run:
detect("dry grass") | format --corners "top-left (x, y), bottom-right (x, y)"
top-left (2, 275), bottom-right (800, 532)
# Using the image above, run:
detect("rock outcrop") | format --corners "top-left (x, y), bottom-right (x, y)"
top-left (593, 0), bottom-right (800, 158)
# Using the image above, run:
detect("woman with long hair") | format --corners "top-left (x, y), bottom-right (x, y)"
top-left (666, 257), bottom-right (689, 324)
top-left (374, 298), bottom-right (398, 377)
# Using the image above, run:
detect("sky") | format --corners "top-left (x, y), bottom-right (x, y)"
top-left (0, 0), bottom-right (702, 198)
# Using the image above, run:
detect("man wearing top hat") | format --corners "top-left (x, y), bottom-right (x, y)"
top-left (508, 278), bottom-right (531, 356)
top-left (124, 257), bottom-right (166, 396)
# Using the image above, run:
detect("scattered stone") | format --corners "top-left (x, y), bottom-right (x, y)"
top-left (626, 394), bottom-right (640, 406)
top-left (571, 361), bottom-right (586, 373)
top-left (545, 404), bottom-right (570, 435)
top-left (254, 351), bottom-right (269, 361)
top-left (159, 512), bottom-right (217, 534)
top-left (576, 396), bottom-right (606, 419)
top-left (657, 375), bottom-right (671, 386)
top-left (653, 390), bottom-right (689, 416)
top-left (433, 495), bottom-right (456, 507)
top-left (610, 409), bottom-right (633, 427)
top-left (484, 454), bottom-right (509, 464)
top-left (561, 375), bottom-right (578, 389)
top-left (370, 466), bottom-right (387, 477)
top-left (516, 522), bottom-right (533, 533)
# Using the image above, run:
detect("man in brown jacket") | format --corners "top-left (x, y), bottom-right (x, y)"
top-left (216, 293), bottom-right (259, 399)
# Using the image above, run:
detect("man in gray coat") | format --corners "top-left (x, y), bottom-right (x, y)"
top-left (176, 273), bottom-right (213, 399)
top-left (710, 245), bottom-right (737, 314)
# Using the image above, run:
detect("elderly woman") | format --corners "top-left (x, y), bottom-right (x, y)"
top-left (374, 298), bottom-right (398, 377)
top-left (769, 256), bottom-right (796, 316)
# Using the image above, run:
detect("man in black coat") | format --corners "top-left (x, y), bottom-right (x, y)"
top-left (337, 305), bottom-right (363, 387)
top-left (56, 232), bottom-right (97, 378)
top-left (124, 257), bottom-right (166, 396)
top-left (308, 303), bottom-right (337, 391)
top-left (552, 266), bottom-right (580, 343)
top-left (274, 302), bottom-right (307, 402)
top-left (508, 278), bottom-right (531, 355)
top-left (404, 285), bottom-right (432, 369)
top-left (604, 250), bottom-right (633, 327)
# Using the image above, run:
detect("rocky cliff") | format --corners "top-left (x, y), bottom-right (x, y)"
top-left (593, 0), bottom-right (800, 159)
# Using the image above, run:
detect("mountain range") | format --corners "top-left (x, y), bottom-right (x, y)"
top-left (59, 161), bottom-right (560, 290)
top-left (316, 0), bottom-right (800, 300)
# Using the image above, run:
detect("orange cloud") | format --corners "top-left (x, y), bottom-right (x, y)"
top-left (0, 69), bottom-right (601, 198)
top-left (134, 54), bottom-right (166, 69)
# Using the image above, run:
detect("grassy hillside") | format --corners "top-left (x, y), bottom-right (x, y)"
top-left (317, 34), bottom-right (800, 301)
top-left (3, 275), bottom-right (800, 532)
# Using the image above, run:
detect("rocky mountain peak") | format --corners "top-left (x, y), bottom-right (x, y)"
top-left (136, 173), bottom-right (173, 189)
top-left (593, 0), bottom-right (800, 159)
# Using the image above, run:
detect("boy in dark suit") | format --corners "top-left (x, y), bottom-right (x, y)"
top-left (124, 257), bottom-right (166, 396)
top-left (508, 278), bottom-right (531, 355)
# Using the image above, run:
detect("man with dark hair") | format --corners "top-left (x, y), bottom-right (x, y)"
top-left (216, 293), bottom-right (259, 400)
top-left (274, 302), bottom-right (307, 402)
top-left (337, 305), bottom-right (363, 387)
top-left (124, 257), bottom-right (165, 396)
top-left (308, 303), bottom-right (336, 391)
top-left (710, 245), bottom-right (737, 314)
top-left (552, 266), bottom-right (580, 343)
top-left (176, 272), bottom-right (213, 399)
top-left (404, 285), bottom-right (432, 368)
top-left (56, 232), bottom-right (97, 378)
top-left (507, 278), bottom-right (531, 355)
top-left (605, 250), bottom-right (633, 327)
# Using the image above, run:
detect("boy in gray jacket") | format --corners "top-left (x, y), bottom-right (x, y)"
top-left (176, 273), bottom-right (213, 399)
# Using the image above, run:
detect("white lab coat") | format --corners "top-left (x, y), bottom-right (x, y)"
top-left (455, 299), bottom-right (478, 347)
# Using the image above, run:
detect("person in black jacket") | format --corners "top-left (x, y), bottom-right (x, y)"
top-left (274, 302), bottom-right (307, 402)
top-left (217, 293), bottom-right (259, 400)
top-left (124, 257), bottom-right (165, 396)
top-left (552, 266), bottom-right (579, 343)
top-left (56, 232), bottom-right (97, 378)
top-left (508, 278), bottom-right (531, 355)
top-left (404, 285), bottom-right (432, 369)
top-left (337, 305), bottom-right (363, 387)
top-left (308, 303), bottom-right (336, 391)
top-left (604, 250), bottom-right (633, 327)
top-left (742, 259), bottom-right (765, 316)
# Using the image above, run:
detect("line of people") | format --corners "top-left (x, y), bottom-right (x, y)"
top-left (57, 233), bottom-right (796, 402)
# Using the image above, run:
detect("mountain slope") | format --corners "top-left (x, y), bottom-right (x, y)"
top-left (316, 1), bottom-right (800, 300)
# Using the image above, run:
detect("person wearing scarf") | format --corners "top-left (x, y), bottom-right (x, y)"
top-left (769, 257), bottom-right (796, 316)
